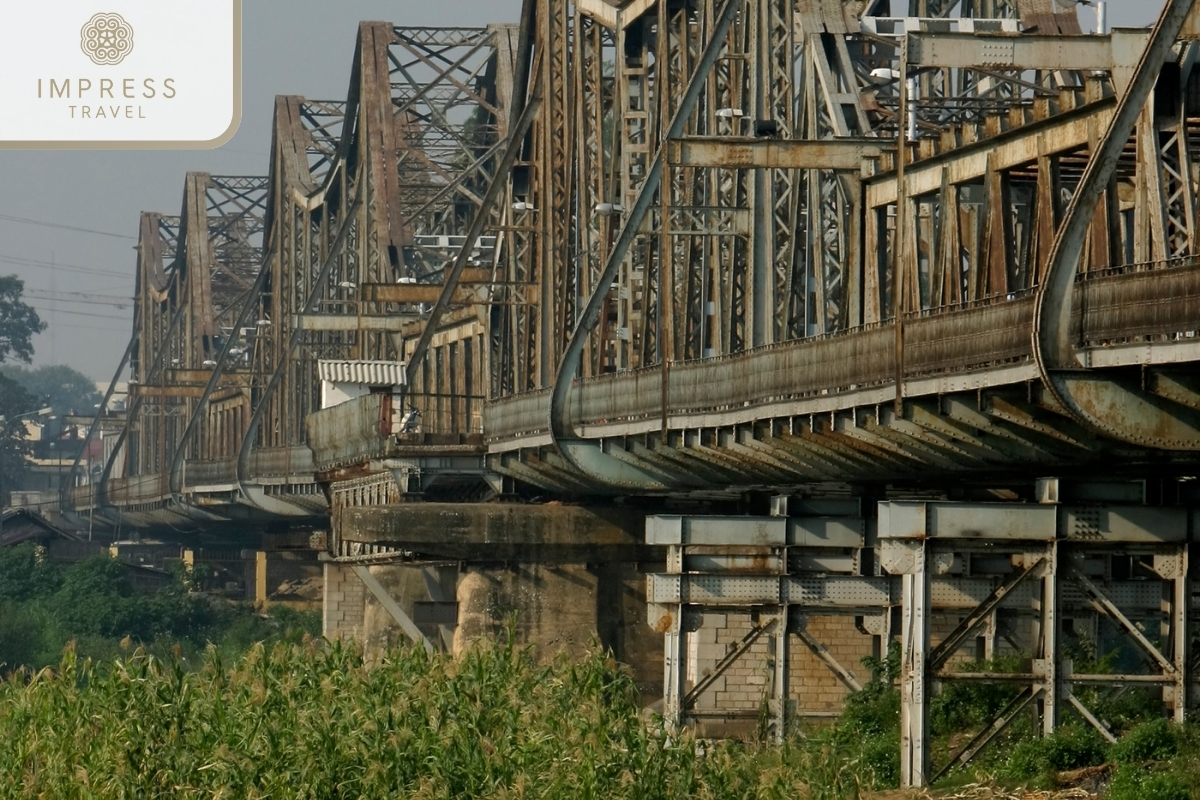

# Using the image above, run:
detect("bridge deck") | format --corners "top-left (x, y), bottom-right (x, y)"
top-left (478, 260), bottom-right (1200, 492)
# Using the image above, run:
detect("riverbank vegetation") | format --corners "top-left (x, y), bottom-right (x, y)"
top-left (0, 542), bottom-right (1193, 798)
top-left (0, 543), bottom-right (318, 671)
top-left (1, 629), bottom-right (1197, 799)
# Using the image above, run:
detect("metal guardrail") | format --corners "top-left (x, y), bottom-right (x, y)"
top-left (72, 445), bottom-right (316, 510)
top-left (106, 473), bottom-right (169, 505)
top-left (1078, 261), bottom-right (1200, 344)
top-left (184, 458), bottom-right (237, 486)
top-left (79, 262), bottom-right (1200, 504)
top-left (484, 264), bottom-right (1200, 443)
top-left (485, 301), bottom-right (1030, 442)
top-left (252, 446), bottom-right (316, 478)
top-left (305, 393), bottom-right (399, 470)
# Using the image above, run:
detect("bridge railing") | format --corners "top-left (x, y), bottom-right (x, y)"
top-left (251, 446), bottom-right (316, 480)
top-left (183, 458), bottom-right (237, 487)
top-left (484, 293), bottom-right (1038, 442)
top-left (305, 393), bottom-right (402, 471)
top-left (484, 258), bottom-right (1200, 445)
top-left (1083, 254), bottom-right (1200, 279)
top-left (1078, 259), bottom-right (1200, 345)
top-left (64, 446), bottom-right (317, 513)
top-left (905, 294), bottom-right (1033, 375)
top-left (106, 473), bottom-right (169, 506)
top-left (67, 484), bottom-right (94, 511)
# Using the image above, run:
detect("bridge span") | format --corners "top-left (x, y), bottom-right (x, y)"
top-left (38, 0), bottom-right (1200, 786)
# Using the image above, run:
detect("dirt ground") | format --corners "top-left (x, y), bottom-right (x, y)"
top-left (865, 769), bottom-right (1112, 800)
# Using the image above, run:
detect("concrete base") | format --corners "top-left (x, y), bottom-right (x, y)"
top-left (324, 501), bottom-right (664, 699)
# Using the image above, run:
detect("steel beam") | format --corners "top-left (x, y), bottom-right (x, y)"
top-left (904, 32), bottom-right (1117, 71)
top-left (292, 314), bottom-right (415, 332)
top-left (867, 99), bottom-right (1114, 206)
top-left (667, 137), bottom-right (883, 170)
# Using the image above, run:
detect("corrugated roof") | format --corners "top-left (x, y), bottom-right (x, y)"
top-left (317, 360), bottom-right (406, 386)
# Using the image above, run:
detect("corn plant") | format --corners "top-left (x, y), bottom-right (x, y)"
top-left (0, 634), bottom-right (875, 800)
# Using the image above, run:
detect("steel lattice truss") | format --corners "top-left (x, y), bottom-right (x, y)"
top-left (468, 0), bottom-right (1200, 496)
top-left (116, 176), bottom-right (268, 491)
top-left (490, 0), bottom-right (1108, 395)
top-left (75, 22), bottom-right (516, 520)
top-left (68, 1), bottom-right (1200, 515)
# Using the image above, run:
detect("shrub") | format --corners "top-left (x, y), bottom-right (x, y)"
top-left (0, 543), bottom-right (61, 601)
top-left (1111, 719), bottom-right (1179, 765)
top-left (809, 642), bottom-right (902, 790)
top-left (0, 601), bottom-right (48, 669)
top-left (0, 548), bottom-right (322, 672)
top-left (1109, 765), bottom-right (1191, 800)
top-left (1002, 724), bottom-right (1108, 785)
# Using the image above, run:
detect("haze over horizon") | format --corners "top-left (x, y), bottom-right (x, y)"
top-left (0, 0), bottom-right (1163, 382)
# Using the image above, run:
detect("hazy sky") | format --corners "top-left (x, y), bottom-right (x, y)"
top-left (0, 0), bottom-right (1165, 381)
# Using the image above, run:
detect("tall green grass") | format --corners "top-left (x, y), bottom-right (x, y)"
top-left (2, 631), bottom-right (1197, 798)
top-left (0, 634), bottom-right (887, 800)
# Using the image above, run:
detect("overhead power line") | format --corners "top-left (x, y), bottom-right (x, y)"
top-left (27, 305), bottom-right (132, 322)
top-left (37, 321), bottom-right (130, 334)
top-left (0, 253), bottom-right (132, 280)
top-left (23, 290), bottom-right (133, 308)
top-left (0, 213), bottom-right (135, 240)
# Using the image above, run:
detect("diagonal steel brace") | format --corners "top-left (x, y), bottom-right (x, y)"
top-left (930, 557), bottom-right (1044, 671)
top-left (684, 618), bottom-right (777, 709)
top-left (1072, 567), bottom-right (1176, 675)
top-left (796, 625), bottom-right (863, 692)
top-left (931, 685), bottom-right (1042, 783)
top-left (1067, 694), bottom-right (1118, 744)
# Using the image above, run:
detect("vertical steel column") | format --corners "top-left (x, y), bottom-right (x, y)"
top-left (663, 542), bottom-right (687, 729)
top-left (900, 540), bottom-right (930, 788)
top-left (981, 611), bottom-right (997, 661)
top-left (771, 608), bottom-right (789, 742)
top-left (893, 36), bottom-right (911, 413)
top-left (1039, 542), bottom-right (1060, 735)
top-left (1172, 543), bottom-right (1190, 722)
top-left (749, 0), bottom-right (772, 348)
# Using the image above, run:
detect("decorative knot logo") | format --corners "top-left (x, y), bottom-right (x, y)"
top-left (80, 13), bottom-right (134, 66)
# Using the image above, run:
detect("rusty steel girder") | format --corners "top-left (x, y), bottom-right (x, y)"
top-left (66, 0), bottom-right (1200, 512)
top-left (63, 174), bottom-right (269, 525)
top-left (473, 0), bottom-right (1200, 492)
top-left (70, 22), bottom-right (519, 523)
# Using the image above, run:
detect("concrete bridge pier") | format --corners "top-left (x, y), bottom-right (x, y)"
top-left (321, 501), bottom-right (664, 696)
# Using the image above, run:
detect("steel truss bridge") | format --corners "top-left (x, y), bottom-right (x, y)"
top-left (52, 0), bottom-right (1200, 786)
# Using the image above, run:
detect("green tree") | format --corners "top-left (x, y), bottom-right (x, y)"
top-left (0, 364), bottom-right (102, 417)
top-left (0, 373), bottom-right (36, 507)
top-left (0, 277), bottom-right (44, 507)
top-left (0, 542), bottom-right (62, 601)
top-left (0, 275), bottom-right (45, 365)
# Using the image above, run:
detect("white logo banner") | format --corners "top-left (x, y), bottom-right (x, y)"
top-left (0, 1), bottom-right (241, 148)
